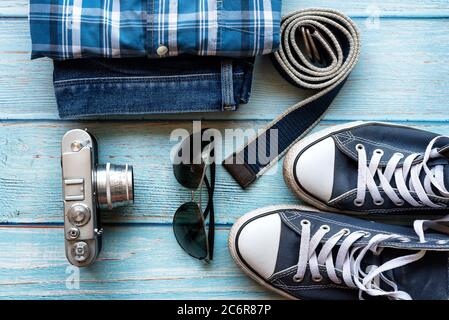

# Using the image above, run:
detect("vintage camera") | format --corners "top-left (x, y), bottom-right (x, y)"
top-left (61, 129), bottom-right (134, 267)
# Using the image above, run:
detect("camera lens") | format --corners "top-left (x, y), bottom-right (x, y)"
top-left (96, 163), bottom-right (134, 210)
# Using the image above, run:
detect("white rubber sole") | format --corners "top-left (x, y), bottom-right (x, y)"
top-left (228, 204), bottom-right (322, 300)
top-left (283, 121), bottom-right (414, 215)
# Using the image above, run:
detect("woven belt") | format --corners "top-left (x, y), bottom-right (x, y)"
top-left (223, 8), bottom-right (361, 188)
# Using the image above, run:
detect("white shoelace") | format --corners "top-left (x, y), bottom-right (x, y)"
top-left (292, 136), bottom-right (449, 299)
top-left (355, 136), bottom-right (449, 208)
top-left (353, 135), bottom-right (449, 243)
top-left (294, 219), bottom-right (428, 300)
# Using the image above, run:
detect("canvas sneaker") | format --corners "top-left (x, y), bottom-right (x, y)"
top-left (229, 205), bottom-right (449, 300)
top-left (283, 121), bottom-right (449, 220)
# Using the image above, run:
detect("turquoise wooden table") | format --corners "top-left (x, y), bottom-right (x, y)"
top-left (0, 0), bottom-right (448, 299)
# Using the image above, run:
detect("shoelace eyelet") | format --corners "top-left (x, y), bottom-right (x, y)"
top-left (394, 152), bottom-right (404, 158)
top-left (356, 144), bottom-right (364, 151)
top-left (374, 149), bottom-right (384, 156)
top-left (341, 228), bottom-right (350, 236)
top-left (395, 200), bottom-right (405, 206)
top-left (374, 199), bottom-right (385, 206)
top-left (354, 199), bottom-right (364, 207)
top-left (399, 237), bottom-right (411, 243)
top-left (312, 275), bottom-right (323, 283)
top-left (363, 232), bottom-right (371, 238)
top-left (320, 225), bottom-right (330, 232)
top-left (293, 275), bottom-right (303, 283)
top-left (301, 219), bottom-right (310, 226)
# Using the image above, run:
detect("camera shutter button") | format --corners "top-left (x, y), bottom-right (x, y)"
top-left (68, 204), bottom-right (91, 226)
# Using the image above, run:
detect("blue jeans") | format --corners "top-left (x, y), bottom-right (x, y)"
top-left (53, 56), bottom-right (255, 119)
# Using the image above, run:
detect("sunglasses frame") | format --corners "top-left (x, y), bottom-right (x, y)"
top-left (173, 131), bottom-right (215, 262)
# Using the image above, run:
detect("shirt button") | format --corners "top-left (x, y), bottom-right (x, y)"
top-left (157, 45), bottom-right (169, 57)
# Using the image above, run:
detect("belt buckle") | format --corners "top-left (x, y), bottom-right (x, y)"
top-left (301, 26), bottom-right (323, 65)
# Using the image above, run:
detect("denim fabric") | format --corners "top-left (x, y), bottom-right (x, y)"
top-left (53, 55), bottom-right (254, 118)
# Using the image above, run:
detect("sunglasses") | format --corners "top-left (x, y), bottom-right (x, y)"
top-left (173, 131), bottom-right (215, 262)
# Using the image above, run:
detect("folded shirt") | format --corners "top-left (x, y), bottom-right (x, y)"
top-left (29, 0), bottom-right (282, 60)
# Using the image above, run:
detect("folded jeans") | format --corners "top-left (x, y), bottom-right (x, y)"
top-left (53, 56), bottom-right (255, 118)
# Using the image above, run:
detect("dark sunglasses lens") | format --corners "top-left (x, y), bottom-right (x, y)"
top-left (173, 163), bottom-right (205, 190)
top-left (173, 202), bottom-right (208, 260)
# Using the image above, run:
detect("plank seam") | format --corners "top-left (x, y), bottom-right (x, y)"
top-left (0, 119), bottom-right (448, 124)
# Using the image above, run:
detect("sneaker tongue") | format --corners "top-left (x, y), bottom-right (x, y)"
top-left (399, 159), bottom-right (449, 195)
top-left (424, 160), bottom-right (449, 195)
top-left (371, 146), bottom-right (449, 192)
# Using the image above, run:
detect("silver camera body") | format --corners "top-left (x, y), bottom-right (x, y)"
top-left (61, 129), bottom-right (134, 267)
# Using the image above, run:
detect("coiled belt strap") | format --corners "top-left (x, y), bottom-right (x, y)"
top-left (223, 8), bottom-right (361, 188)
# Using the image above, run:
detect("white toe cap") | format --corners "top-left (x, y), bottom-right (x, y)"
top-left (295, 137), bottom-right (335, 202)
top-left (237, 214), bottom-right (281, 279)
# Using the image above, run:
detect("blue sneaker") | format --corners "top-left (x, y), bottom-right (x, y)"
top-left (284, 121), bottom-right (449, 220)
top-left (229, 205), bottom-right (449, 300)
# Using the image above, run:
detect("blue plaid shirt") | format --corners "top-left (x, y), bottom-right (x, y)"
top-left (29, 0), bottom-right (281, 60)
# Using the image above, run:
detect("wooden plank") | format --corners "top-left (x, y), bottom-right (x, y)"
top-left (0, 0), bottom-right (447, 301)
top-left (0, 224), bottom-right (279, 299)
top-left (0, 1), bottom-right (25, 17)
top-left (1, 120), bottom-right (449, 225)
top-left (2, 0), bottom-right (449, 17)
top-left (0, 18), bottom-right (448, 121)
top-left (0, 120), bottom-right (294, 224)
